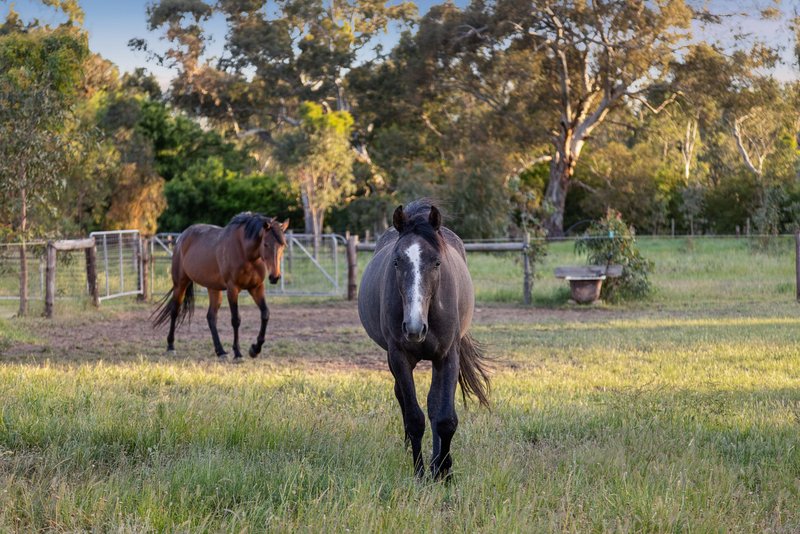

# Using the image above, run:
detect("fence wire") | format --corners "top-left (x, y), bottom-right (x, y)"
top-left (0, 241), bottom-right (93, 315)
top-left (91, 231), bottom-right (143, 301)
top-left (150, 232), bottom-right (347, 298)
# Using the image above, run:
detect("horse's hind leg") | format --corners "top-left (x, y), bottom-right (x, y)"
top-left (206, 289), bottom-right (227, 358)
top-left (166, 277), bottom-right (191, 354)
top-left (389, 347), bottom-right (425, 478)
top-left (247, 284), bottom-right (269, 358)
top-left (428, 347), bottom-right (460, 481)
top-left (226, 287), bottom-right (243, 361)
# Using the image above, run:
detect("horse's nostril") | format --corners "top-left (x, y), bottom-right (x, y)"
top-left (421, 324), bottom-right (428, 336)
top-left (402, 322), bottom-right (408, 334)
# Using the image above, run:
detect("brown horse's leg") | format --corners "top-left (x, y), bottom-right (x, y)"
top-left (206, 289), bottom-right (227, 358)
top-left (247, 284), bottom-right (269, 358)
top-left (428, 347), bottom-right (460, 481)
top-left (166, 277), bottom-right (191, 353)
top-left (388, 345), bottom-right (425, 478)
top-left (226, 287), bottom-right (243, 361)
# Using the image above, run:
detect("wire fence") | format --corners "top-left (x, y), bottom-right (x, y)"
top-left (149, 232), bottom-right (348, 298)
top-left (91, 231), bottom-right (143, 301)
top-left (1, 231), bottom-right (797, 315)
top-left (0, 241), bottom-right (93, 315)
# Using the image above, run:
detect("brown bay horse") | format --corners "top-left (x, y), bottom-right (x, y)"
top-left (152, 212), bottom-right (289, 361)
top-left (358, 200), bottom-right (490, 480)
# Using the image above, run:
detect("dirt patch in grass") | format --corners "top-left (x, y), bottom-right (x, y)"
top-left (0, 300), bottom-right (622, 369)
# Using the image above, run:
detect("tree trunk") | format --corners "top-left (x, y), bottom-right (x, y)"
top-left (543, 153), bottom-right (573, 237)
top-left (311, 208), bottom-right (324, 260)
top-left (18, 187), bottom-right (28, 317)
top-left (301, 189), bottom-right (314, 235)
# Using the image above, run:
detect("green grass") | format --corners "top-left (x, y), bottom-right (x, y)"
top-left (1, 236), bottom-right (800, 531)
top-left (465, 236), bottom-right (797, 306)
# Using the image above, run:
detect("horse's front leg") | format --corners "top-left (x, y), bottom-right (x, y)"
top-left (226, 287), bottom-right (243, 361)
top-left (247, 284), bottom-right (269, 358)
top-left (389, 345), bottom-right (425, 478)
top-left (429, 346), bottom-right (460, 481)
top-left (206, 289), bottom-right (227, 358)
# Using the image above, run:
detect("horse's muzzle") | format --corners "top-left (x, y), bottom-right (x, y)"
top-left (269, 275), bottom-right (280, 285)
top-left (402, 321), bottom-right (428, 343)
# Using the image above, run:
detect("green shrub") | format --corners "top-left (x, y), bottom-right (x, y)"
top-left (158, 157), bottom-right (301, 232)
top-left (575, 209), bottom-right (654, 302)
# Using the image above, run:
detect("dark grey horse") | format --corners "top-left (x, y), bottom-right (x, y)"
top-left (358, 200), bottom-right (490, 480)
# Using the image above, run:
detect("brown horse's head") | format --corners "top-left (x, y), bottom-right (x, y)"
top-left (262, 219), bottom-right (290, 284)
top-left (391, 204), bottom-right (444, 343)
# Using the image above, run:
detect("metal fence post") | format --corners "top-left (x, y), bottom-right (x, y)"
top-left (287, 230), bottom-right (293, 274)
top-left (332, 235), bottom-right (339, 291)
top-left (139, 237), bottom-right (148, 302)
top-left (118, 234), bottom-right (124, 294)
top-left (103, 234), bottom-right (109, 298)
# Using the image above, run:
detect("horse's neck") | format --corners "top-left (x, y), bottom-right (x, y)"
top-left (242, 237), bottom-right (262, 262)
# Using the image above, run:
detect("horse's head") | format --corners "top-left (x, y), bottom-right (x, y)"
top-left (262, 219), bottom-right (289, 284)
top-left (391, 204), bottom-right (444, 343)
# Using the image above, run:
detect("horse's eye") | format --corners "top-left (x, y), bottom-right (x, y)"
top-left (393, 258), bottom-right (399, 267)
top-left (435, 260), bottom-right (441, 267)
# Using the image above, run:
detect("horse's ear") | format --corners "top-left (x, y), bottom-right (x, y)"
top-left (263, 219), bottom-right (272, 230)
top-left (281, 219), bottom-right (289, 232)
top-left (392, 205), bottom-right (405, 232)
top-left (429, 206), bottom-right (442, 231)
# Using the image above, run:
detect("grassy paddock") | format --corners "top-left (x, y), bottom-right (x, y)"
top-left (1, 237), bottom-right (799, 531)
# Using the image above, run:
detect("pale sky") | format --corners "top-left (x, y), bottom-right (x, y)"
top-left (1, 0), bottom-right (796, 87)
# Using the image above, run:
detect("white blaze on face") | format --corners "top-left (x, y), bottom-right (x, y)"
top-left (404, 242), bottom-right (423, 322)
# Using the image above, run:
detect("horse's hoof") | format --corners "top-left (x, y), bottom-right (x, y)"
top-left (216, 352), bottom-right (228, 360)
top-left (166, 349), bottom-right (177, 356)
top-left (231, 355), bottom-right (244, 365)
top-left (248, 345), bottom-right (259, 358)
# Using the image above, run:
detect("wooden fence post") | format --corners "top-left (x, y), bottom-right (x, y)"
top-left (795, 230), bottom-right (800, 302)
top-left (85, 240), bottom-right (99, 307)
top-left (45, 241), bottom-right (56, 318)
top-left (522, 231), bottom-right (532, 305)
top-left (346, 232), bottom-right (359, 301)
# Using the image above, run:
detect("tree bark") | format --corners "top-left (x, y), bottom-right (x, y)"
top-left (312, 208), bottom-right (324, 260)
top-left (18, 186), bottom-right (28, 317)
top-left (543, 144), bottom-right (579, 237)
top-left (301, 188), bottom-right (314, 235)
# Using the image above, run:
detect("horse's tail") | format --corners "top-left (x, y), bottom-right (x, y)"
top-left (150, 283), bottom-right (195, 329)
top-left (458, 332), bottom-right (491, 408)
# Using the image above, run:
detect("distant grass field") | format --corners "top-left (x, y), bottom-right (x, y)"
top-left (465, 235), bottom-right (797, 306)
top-left (1, 236), bottom-right (799, 531)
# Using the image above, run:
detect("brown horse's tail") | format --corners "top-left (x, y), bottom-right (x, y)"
top-left (458, 332), bottom-right (491, 408)
top-left (150, 283), bottom-right (195, 329)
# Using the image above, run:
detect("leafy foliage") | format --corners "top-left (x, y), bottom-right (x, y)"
top-left (575, 209), bottom-right (654, 302)
top-left (158, 157), bottom-right (299, 232)
top-left (274, 102), bottom-right (356, 238)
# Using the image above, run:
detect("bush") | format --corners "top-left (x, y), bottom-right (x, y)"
top-left (158, 157), bottom-right (301, 232)
top-left (574, 209), bottom-right (654, 302)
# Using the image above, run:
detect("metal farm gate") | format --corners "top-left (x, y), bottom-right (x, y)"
top-left (150, 231), bottom-right (347, 297)
top-left (90, 230), bottom-right (143, 301)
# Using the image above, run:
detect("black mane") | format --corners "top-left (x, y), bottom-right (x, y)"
top-left (227, 212), bottom-right (285, 243)
top-left (398, 199), bottom-right (444, 251)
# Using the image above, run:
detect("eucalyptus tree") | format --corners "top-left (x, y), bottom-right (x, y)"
top-left (0, 5), bottom-right (88, 315)
top-left (274, 102), bottom-right (355, 255)
top-left (489, 0), bottom-right (695, 236)
top-left (138, 0), bottom-right (415, 238)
